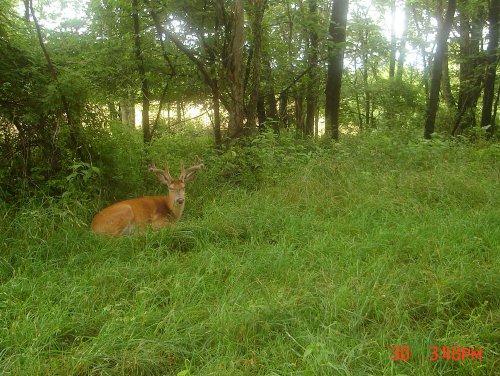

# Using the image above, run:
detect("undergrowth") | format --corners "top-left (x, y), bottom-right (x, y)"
top-left (0, 130), bottom-right (499, 375)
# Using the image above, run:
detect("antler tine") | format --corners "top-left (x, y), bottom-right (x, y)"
top-left (181, 156), bottom-right (204, 182)
top-left (184, 157), bottom-right (204, 173)
top-left (148, 162), bottom-right (173, 184)
top-left (164, 163), bottom-right (172, 178)
top-left (179, 160), bottom-right (185, 180)
top-left (148, 162), bottom-right (161, 173)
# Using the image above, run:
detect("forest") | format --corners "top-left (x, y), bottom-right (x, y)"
top-left (0, 0), bottom-right (499, 374)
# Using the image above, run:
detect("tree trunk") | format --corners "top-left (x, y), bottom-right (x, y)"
top-left (412, 7), bottom-right (430, 104)
top-left (120, 94), bottom-right (135, 126)
top-left (422, 51), bottom-right (430, 104)
top-left (261, 53), bottom-right (278, 132)
top-left (23, 0), bottom-right (29, 22)
top-left (480, 0), bottom-right (500, 137)
top-left (226, 0), bottom-right (245, 139)
top-left (436, 0), bottom-right (452, 109)
top-left (295, 90), bottom-right (306, 137)
top-left (279, 92), bottom-right (289, 129)
top-left (212, 85), bottom-right (222, 148)
top-left (492, 84), bottom-right (500, 129)
top-left (423, 0), bottom-right (456, 139)
top-left (325, 0), bottom-right (349, 140)
top-left (246, 0), bottom-right (265, 130)
top-left (267, 87), bottom-right (278, 133)
top-left (441, 52), bottom-right (456, 108)
top-left (281, 0), bottom-right (293, 130)
top-left (132, 0), bottom-right (151, 143)
top-left (453, 12), bottom-right (483, 135)
top-left (257, 94), bottom-right (266, 130)
top-left (396, 3), bottom-right (409, 81)
top-left (305, 0), bottom-right (319, 137)
top-left (389, 0), bottom-right (397, 78)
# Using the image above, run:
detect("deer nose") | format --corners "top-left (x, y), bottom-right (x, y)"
top-left (176, 198), bottom-right (184, 204)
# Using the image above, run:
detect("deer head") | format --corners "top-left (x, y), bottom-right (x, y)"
top-left (148, 156), bottom-right (204, 205)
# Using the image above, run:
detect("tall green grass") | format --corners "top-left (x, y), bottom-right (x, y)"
top-left (1, 133), bottom-right (499, 375)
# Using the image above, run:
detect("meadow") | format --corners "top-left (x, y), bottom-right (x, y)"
top-left (1, 131), bottom-right (499, 375)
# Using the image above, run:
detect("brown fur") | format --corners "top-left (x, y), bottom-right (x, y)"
top-left (91, 194), bottom-right (183, 236)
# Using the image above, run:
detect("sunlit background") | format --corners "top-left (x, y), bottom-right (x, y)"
top-left (20, 0), bottom-right (428, 131)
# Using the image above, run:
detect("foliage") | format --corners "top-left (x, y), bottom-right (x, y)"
top-left (1, 0), bottom-right (498, 203)
top-left (206, 130), bottom-right (324, 190)
top-left (64, 162), bottom-right (101, 197)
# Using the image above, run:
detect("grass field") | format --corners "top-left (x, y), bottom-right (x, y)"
top-left (1, 134), bottom-right (499, 375)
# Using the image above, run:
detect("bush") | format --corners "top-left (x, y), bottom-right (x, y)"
top-left (204, 130), bottom-right (325, 190)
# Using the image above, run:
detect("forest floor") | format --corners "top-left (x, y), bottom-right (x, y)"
top-left (1, 133), bottom-right (499, 375)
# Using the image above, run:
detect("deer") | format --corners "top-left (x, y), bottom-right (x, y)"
top-left (91, 157), bottom-right (203, 236)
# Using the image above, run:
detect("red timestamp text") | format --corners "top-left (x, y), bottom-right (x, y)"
top-left (391, 345), bottom-right (482, 362)
top-left (429, 346), bottom-right (482, 361)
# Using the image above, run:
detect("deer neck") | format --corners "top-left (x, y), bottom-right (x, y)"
top-left (166, 194), bottom-right (185, 220)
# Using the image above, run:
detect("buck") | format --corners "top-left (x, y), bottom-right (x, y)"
top-left (91, 157), bottom-right (203, 236)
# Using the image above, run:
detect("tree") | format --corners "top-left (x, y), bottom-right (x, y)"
top-left (325, 0), bottom-right (349, 140)
top-left (480, 0), bottom-right (500, 136)
top-left (305, 0), bottom-right (319, 136)
top-left (144, 0), bottom-right (222, 145)
top-left (226, 0), bottom-right (245, 139)
top-left (27, 0), bottom-right (81, 155)
top-left (441, 52), bottom-right (456, 108)
top-left (396, 2), bottom-right (409, 81)
top-left (350, 16), bottom-right (386, 128)
top-left (423, 0), bottom-right (456, 140)
top-left (144, 0), bottom-right (249, 144)
top-left (452, 5), bottom-right (484, 135)
top-left (245, 0), bottom-right (266, 130)
top-left (388, 0), bottom-right (397, 78)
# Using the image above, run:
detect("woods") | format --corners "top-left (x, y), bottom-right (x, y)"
top-left (0, 0), bottom-right (499, 375)
top-left (1, 0), bottom-right (499, 198)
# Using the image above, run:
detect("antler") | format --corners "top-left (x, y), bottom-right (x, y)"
top-left (181, 156), bottom-right (204, 182)
top-left (148, 162), bottom-right (173, 185)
